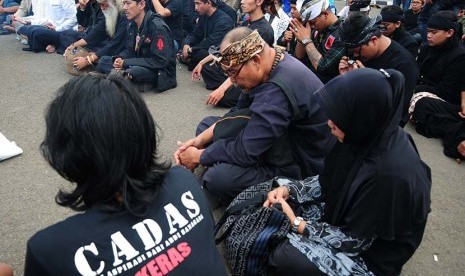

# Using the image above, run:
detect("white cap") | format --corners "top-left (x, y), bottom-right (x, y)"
top-left (301, 0), bottom-right (330, 21)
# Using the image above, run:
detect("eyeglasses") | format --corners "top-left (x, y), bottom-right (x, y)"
top-left (223, 62), bottom-right (246, 79)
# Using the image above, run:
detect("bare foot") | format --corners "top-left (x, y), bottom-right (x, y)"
top-left (457, 141), bottom-right (465, 158)
top-left (46, 44), bottom-right (56, 53)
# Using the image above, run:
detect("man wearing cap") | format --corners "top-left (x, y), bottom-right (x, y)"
top-left (181, 0), bottom-right (234, 71)
top-left (95, 0), bottom-right (176, 92)
top-left (289, 0), bottom-right (346, 83)
top-left (174, 27), bottom-right (334, 205)
top-left (337, 12), bottom-right (419, 127)
top-left (380, 5), bottom-right (419, 57)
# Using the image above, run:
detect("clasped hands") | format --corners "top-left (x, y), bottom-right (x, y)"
top-left (174, 139), bottom-right (203, 171)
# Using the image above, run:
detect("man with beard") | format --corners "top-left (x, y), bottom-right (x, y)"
top-left (64, 0), bottom-right (128, 72)
top-left (96, 0), bottom-right (177, 93)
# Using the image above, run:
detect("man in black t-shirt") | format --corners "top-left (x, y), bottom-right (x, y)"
top-left (337, 12), bottom-right (419, 127)
top-left (146, 0), bottom-right (183, 51)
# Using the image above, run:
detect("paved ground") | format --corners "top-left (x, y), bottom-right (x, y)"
top-left (1, 18), bottom-right (464, 275)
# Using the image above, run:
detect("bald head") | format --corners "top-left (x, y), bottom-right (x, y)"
top-left (220, 27), bottom-right (254, 51)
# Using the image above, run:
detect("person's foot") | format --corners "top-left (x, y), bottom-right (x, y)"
top-left (0, 29), bottom-right (10, 35)
top-left (457, 141), bottom-right (465, 158)
top-left (2, 25), bottom-right (14, 32)
top-left (46, 44), bottom-right (56, 53)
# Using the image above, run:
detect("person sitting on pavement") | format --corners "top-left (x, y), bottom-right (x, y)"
top-left (291, 0), bottom-right (346, 83)
top-left (58, 0), bottom-right (104, 54)
top-left (410, 10), bottom-right (465, 160)
top-left (146, 0), bottom-right (183, 52)
top-left (21, 0), bottom-right (78, 53)
top-left (24, 74), bottom-right (227, 276)
top-left (62, 0), bottom-right (128, 73)
top-left (1, 0), bottom-right (32, 39)
top-left (404, 0), bottom-right (423, 37)
top-left (380, 5), bottom-right (420, 58)
top-left (0, 0), bottom-right (19, 30)
top-left (337, 12), bottom-right (419, 127)
top-left (180, 0), bottom-right (234, 71)
top-left (174, 28), bottom-right (334, 206)
top-left (265, 68), bottom-right (431, 276)
top-left (14, 0), bottom-right (50, 45)
top-left (95, 0), bottom-right (176, 93)
top-left (192, 0), bottom-right (276, 108)
top-left (265, 0), bottom-right (290, 46)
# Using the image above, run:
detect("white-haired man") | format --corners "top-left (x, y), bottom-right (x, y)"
top-left (60, 0), bottom-right (128, 71)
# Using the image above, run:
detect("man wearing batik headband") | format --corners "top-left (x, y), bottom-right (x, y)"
top-left (175, 28), bottom-right (334, 206)
top-left (192, 0), bottom-right (276, 108)
top-left (410, 10), bottom-right (465, 160)
top-left (289, 0), bottom-right (346, 83)
top-left (95, 0), bottom-right (176, 92)
top-left (380, 5), bottom-right (419, 58)
top-left (337, 12), bottom-right (418, 127)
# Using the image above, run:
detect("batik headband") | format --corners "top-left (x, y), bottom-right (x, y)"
top-left (209, 30), bottom-right (266, 68)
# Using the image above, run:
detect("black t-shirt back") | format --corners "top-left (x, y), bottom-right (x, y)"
top-left (164, 0), bottom-right (183, 45)
top-left (242, 16), bottom-right (275, 47)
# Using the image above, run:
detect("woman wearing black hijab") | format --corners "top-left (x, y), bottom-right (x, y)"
top-left (266, 68), bottom-right (431, 276)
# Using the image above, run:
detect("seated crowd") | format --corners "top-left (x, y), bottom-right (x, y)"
top-left (1, 0), bottom-right (464, 275)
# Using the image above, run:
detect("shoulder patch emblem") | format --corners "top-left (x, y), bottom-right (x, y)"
top-left (325, 35), bottom-right (335, 50)
top-left (157, 36), bottom-right (164, 51)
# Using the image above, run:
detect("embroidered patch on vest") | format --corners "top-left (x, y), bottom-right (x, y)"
top-left (325, 35), bottom-right (335, 50)
top-left (157, 36), bottom-right (164, 51)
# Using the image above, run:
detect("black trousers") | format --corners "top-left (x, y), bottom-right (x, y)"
top-left (268, 240), bottom-right (326, 276)
top-left (413, 97), bottom-right (465, 159)
top-left (201, 63), bottom-right (242, 108)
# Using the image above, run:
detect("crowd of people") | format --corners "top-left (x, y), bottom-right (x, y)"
top-left (1, 0), bottom-right (464, 275)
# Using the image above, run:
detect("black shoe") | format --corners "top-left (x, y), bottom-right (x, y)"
top-left (0, 29), bottom-right (10, 35)
top-left (22, 47), bottom-right (37, 52)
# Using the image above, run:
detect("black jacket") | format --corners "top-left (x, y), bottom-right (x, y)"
top-left (84, 13), bottom-right (128, 58)
top-left (391, 28), bottom-right (419, 58)
top-left (184, 9), bottom-right (234, 51)
top-left (118, 11), bottom-right (177, 92)
top-left (416, 38), bottom-right (465, 105)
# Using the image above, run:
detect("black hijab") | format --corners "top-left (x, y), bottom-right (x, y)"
top-left (315, 68), bottom-right (430, 240)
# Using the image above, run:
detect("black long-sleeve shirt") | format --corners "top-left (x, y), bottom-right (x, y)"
top-left (83, 13), bottom-right (128, 58)
top-left (184, 9), bottom-right (234, 51)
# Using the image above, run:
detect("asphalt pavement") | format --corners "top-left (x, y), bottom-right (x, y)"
top-left (1, 13), bottom-right (464, 275)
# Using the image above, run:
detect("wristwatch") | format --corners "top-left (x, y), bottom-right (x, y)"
top-left (292, 216), bottom-right (304, 232)
top-left (301, 38), bottom-right (313, 46)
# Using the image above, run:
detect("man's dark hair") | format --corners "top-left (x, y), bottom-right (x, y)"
top-left (199, 0), bottom-right (218, 7)
top-left (381, 5), bottom-right (405, 30)
top-left (41, 74), bottom-right (170, 216)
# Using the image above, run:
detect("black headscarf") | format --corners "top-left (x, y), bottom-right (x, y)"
top-left (315, 68), bottom-right (430, 240)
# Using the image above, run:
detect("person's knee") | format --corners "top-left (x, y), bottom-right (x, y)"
top-left (202, 164), bottom-right (238, 204)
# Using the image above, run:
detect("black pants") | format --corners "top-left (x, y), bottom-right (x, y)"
top-left (201, 63), bottom-right (242, 108)
top-left (413, 97), bottom-right (465, 159)
top-left (268, 240), bottom-right (326, 276)
top-left (188, 48), bottom-right (209, 71)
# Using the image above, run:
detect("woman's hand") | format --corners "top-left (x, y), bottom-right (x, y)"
top-left (263, 186), bottom-right (290, 207)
